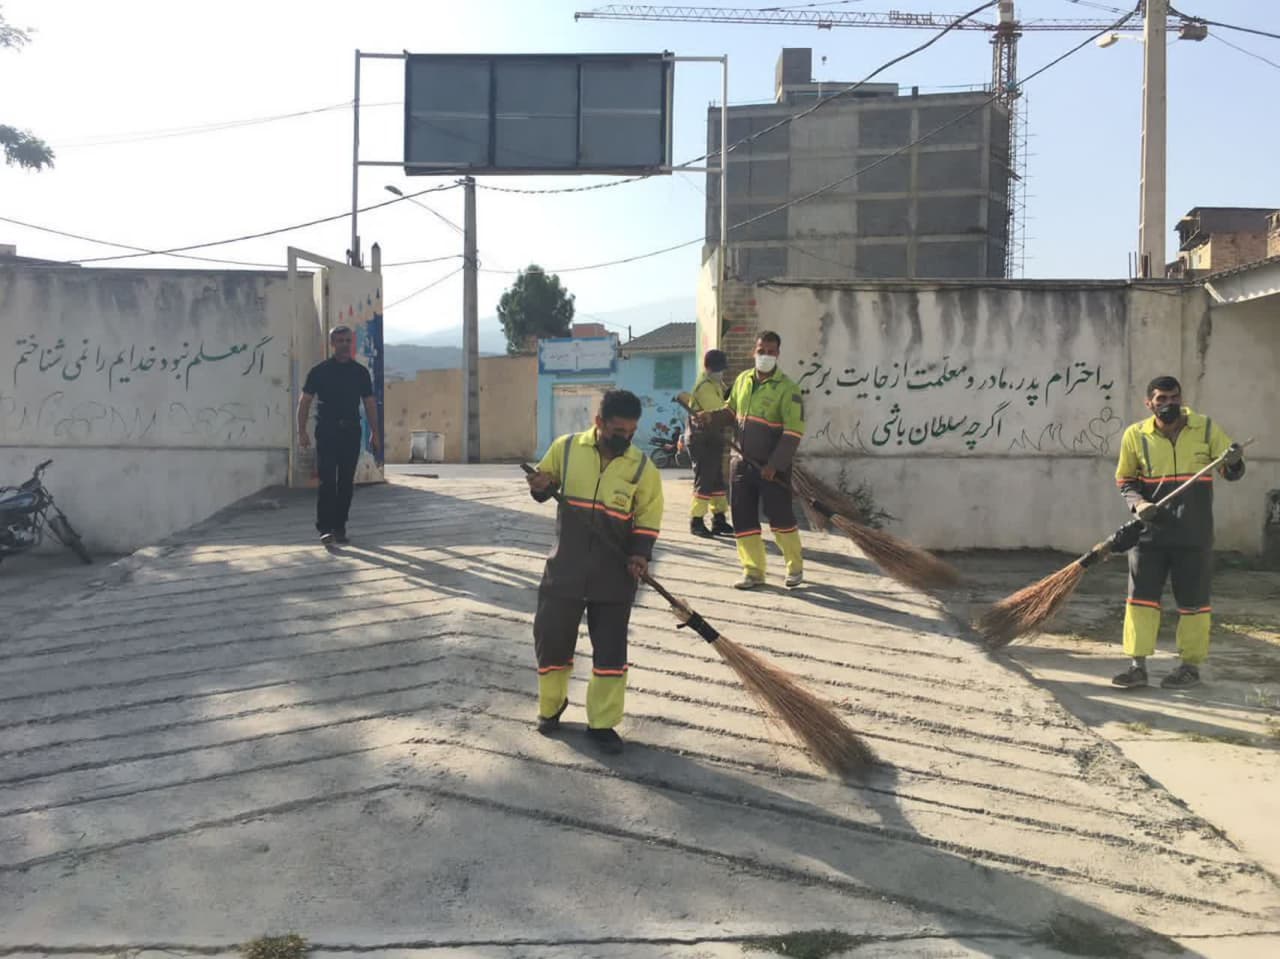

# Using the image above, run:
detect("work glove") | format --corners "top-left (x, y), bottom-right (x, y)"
top-left (1109, 519), bottom-right (1144, 554)
top-left (1223, 442), bottom-right (1245, 467)
top-left (1135, 501), bottom-right (1171, 526)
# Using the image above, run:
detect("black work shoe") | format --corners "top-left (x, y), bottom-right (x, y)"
top-left (537, 698), bottom-right (569, 735)
top-left (711, 514), bottom-right (735, 536)
top-left (1160, 663), bottom-right (1201, 690)
top-left (1111, 664), bottom-right (1149, 689)
top-left (586, 727), bottom-right (624, 755)
top-left (333, 528), bottom-right (349, 545)
top-left (690, 517), bottom-right (714, 538)
top-left (319, 531), bottom-right (335, 546)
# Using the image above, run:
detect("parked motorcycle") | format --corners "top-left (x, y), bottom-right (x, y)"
top-left (0, 459), bottom-right (91, 566)
top-left (649, 429), bottom-right (692, 470)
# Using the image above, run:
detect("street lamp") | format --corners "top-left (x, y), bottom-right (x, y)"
top-left (384, 184), bottom-right (465, 235)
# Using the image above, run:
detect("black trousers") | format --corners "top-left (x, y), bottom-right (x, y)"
top-left (729, 457), bottom-right (797, 536)
top-left (688, 430), bottom-right (727, 501)
top-left (315, 423), bottom-right (362, 533)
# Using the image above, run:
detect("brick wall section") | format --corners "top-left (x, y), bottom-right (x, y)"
top-left (1207, 232), bottom-right (1268, 272)
top-left (719, 279), bottom-right (762, 377)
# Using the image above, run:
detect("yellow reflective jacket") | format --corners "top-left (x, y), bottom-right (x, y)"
top-left (533, 430), bottom-right (664, 600)
top-left (1115, 407), bottom-right (1242, 547)
top-left (712, 369), bottom-right (806, 472)
top-left (686, 372), bottom-right (727, 434)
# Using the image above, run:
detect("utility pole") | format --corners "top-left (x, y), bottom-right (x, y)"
top-left (462, 176), bottom-right (480, 463)
top-left (1139, 0), bottom-right (1167, 278)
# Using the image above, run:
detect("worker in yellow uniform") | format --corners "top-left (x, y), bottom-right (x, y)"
top-left (1112, 375), bottom-right (1245, 690)
top-left (696, 331), bottom-right (805, 590)
top-left (525, 389), bottom-right (665, 754)
top-left (683, 349), bottom-right (734, 539)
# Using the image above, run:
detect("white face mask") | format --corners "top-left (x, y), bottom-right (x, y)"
top-left (754, 354), bottom-right (777, 374)
top-left (710, 370), bottom-right (725, 384)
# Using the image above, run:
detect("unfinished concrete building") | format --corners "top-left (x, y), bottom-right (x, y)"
top-left (706, 48), bottom-right (1012, 282)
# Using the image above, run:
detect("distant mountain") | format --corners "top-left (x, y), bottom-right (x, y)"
top-left (384, 344), bottom-right (501, 380)
top-left (387, 295), bottom-right (697, 365)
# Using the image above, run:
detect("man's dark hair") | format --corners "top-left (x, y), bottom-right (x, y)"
top-left (599, 389), bottom-right (642, 422)
top-left (1146, 375), bottom-right (1181, 398)
top-left (704, 349), bottom-right (727, 372)
top-left (330, 325), bottom-right (353, 340)
top-left (757, 330), bottom-right (782, 349)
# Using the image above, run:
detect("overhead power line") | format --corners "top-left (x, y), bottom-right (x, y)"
top-left (68, 182), bottom-right (460, 264)
top-left (481, 2), bottom-right (1000, 197)
top-left (54, 102), bottom-right (351, 148)
top-left (1210, 32), bottom-right (1280, 71)
top-left (1168, 4), bottom-right (1280, 42)
top-left (479, 2), bottom-right (1137, 278)
top-left (383, 266), bottom-right (465, 310)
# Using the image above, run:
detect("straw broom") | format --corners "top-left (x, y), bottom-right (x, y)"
top-left (977, 440), bottom-right (1252, 649)
top-left (676, 395), bottom-right (960, 591)
top-left (522, 463), bottom-right (875, 774)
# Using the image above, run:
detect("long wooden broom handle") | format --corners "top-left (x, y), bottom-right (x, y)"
top-left (519, 463), bottom-right (686, 610)
top-left (1151, 437), bottom-right (1254, 508)
top-left (675, 396), bottom-right (792, 490)
top-left (1085, 437), bottom-right (1256, 561)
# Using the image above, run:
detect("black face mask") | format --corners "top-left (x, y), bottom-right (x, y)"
top-left (1155, 403), bottom-right (1181, 425)
top-left (602, 433), bottom-right (631, 456)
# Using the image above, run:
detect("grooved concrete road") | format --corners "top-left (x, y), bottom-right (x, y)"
top-left (2, 473), bottom-right (1278, 958)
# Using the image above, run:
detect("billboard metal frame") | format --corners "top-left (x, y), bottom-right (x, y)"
top-left (349, 49), bottom-right (729, 354)
top-left (401, 52), bottom-right (675, 177)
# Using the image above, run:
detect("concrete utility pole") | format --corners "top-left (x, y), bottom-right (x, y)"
top-left (462, 176), bottom-right (480, 463)
top-left (1139, 0), bottom-right (1167, 278)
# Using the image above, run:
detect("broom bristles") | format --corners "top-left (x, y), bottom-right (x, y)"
top-left (975, 560), bottom-right (1088, 649)
top-left (790, 465), bottom-right (961, 591)
top-left (711, 632), bottom-right (876, 774)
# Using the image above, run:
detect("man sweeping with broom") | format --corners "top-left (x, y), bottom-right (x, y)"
top-left (1111, 376), bottom-right (1245, 690)
top-left (683, 349), bottom-right (734, 539)
top-left (525, 389), bottom-right (664, 754)
top-left (696, 331), bottom-right (806, 591)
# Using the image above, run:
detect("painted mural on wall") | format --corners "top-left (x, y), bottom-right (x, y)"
top-left (326, 265), bottom-right (384, 485)
top-left (0, 273), bottom-right (291, 448)
top-left (771, 286), bottom-right (1130, 459)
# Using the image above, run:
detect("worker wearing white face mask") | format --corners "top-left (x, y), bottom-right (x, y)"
top-left (696, 331), bottom-right (806, 590)
top-left (682, 349), bottom-right (734, 538)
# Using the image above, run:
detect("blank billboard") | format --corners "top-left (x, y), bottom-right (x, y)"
top-left (404, 54), bottom-right (673, 175)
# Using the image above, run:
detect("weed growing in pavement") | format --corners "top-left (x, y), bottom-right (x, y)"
top-left (745, 930), bottom-right (867, 959)
top-left (241, 934), bottom-right (308, 959)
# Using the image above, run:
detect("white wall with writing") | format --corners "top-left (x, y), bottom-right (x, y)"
top-left (768, 285), bottom-right (1131, 460)
top-left (1, 269), bottom-right (291, 448)
top-left (1, 267), bottom-right (311, 551)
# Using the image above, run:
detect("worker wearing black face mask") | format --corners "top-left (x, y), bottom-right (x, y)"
top-left (1112, 375), bottom-right (1245, 691)
top-left (525, 389), bottom-right (664, 754)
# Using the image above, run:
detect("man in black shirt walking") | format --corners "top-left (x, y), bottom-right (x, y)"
top-left (297, 325), bottom-right (380, 545)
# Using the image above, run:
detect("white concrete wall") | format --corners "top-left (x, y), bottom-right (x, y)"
top-left (730, 279), bottom-right (1278, 555)
top-left (1, 266), bottom-right (312, 552)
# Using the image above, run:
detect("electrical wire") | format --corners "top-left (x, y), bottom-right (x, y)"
top-left (383, 266), bottom-right (465, 310)
top-left (478, 3), bottom-right (1138, 277)
top-left (53, 102), bottom-right (352, 149)
top-left (479, 2), bottom-right (1001, 196)
top-left (1210, 31), bottom-right (1280, 71)
top-left (68, 182), bottom-right (461, 264)
top-left (1168, 4), bottom-right (1280, 42)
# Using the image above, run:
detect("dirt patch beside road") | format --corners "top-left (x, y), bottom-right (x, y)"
top-left (951, 550), bottom-right (1280, 879)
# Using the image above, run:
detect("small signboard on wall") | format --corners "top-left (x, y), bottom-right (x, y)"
top-left (539, 336), bottom-right (617, 375)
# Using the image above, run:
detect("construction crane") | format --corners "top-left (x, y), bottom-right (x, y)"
top-left (574, 2), bottom-right (1209, 276)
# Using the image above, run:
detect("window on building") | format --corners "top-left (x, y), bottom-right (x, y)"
top-left (653, 354), bottom-right (683, 390)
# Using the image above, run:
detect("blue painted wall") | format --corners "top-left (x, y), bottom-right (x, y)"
top-left (535, 349), bottom-right (697, 458)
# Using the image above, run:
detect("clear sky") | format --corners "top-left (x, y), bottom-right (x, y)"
top-left (2, 0), bottom-right (1278, 343)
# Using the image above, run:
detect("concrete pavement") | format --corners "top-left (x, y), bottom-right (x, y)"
top-left (2, 471), bottom-right (1278, 957)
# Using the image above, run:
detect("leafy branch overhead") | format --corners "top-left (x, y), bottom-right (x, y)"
top-left (1, 5), bottom-right (54, 171)
top-left (497, 265), bottom-right (575, 356)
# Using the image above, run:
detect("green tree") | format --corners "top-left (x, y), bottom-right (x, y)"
top-left (497, 265), bottom-right (575, 355)
top-left (1, 6), bottom-right (54, 171)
